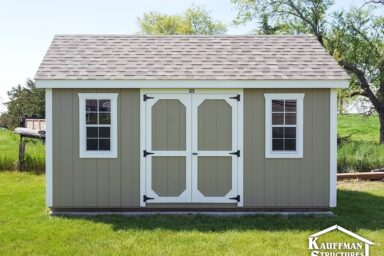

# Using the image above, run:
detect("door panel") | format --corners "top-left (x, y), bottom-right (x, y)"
top-left (198, 156), bottom-right (232, 197)
top-left (152, 99), bottom-right (186, 151)
top-left (152, 156), bottom-right (186, 197)
top-left (198, 100), bottom-right (232, 151)
top-left (145, 94), bottom-right (191, 203)
top-left (192, 94), bottom-right (238, 203)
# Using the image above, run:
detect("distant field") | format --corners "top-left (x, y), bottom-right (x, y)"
top-left (0, 129), bottom-right (45, 171)
top-left (338, 114), bottom-right (384, 172)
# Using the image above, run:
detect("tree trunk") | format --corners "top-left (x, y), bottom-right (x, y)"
top-left (379, 111), bottom-right (384, 144)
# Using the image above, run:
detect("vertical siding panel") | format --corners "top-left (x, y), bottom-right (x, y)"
top-left (275, 159), bottom-right (289, 206)
top-left (108, 89), bottom-right (121, 207)
top-left (52, 89), bottom-right (61, 206)
top-left (322, 90), bottom-right (330, 205)
top-left (312, 89), bottom-right (325, 206)
top-left (264, 159), bottom-right (276, 206)
top-left (244, 89), bottom-right (265, 207)
top-left (120, 90), bottom-right (131, 206)
top-left (301, 89), bottom-right (313, 207)
top-left (288, 159), bottom-right (300, 206)
top-left (72, 89), bottom-right (85, 206)
top-left (60, 89), bottom-right (73, 206)
top-left (96, 159), bottom-right (109, 206)
top-left (84, 159), bottom-right (97, 206)
top-left (132, 89), bottom-right (141, 206)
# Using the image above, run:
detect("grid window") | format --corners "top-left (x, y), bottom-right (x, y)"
top-left (271, 100), bottom-right (297, 151)
top-left (85, 99), bottom-right (111, 151)
top-left (79, 93), bottom-right (118, 158)
top-left (264, 93), bottom-right (304, 158)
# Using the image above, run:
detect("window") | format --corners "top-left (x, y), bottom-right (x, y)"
top-left (264, 93), bottom-right (304, 158)
top-left (79, 93), bottom-right (118, 158)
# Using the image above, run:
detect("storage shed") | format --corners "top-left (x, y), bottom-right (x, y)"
top-left (35, 35), bottom-right (349, 212)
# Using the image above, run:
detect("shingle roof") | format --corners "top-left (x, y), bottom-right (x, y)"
top-left (35, 34), bottom-right (349, 80)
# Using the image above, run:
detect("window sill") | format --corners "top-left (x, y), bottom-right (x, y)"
top-left (265, 152), bottom-right (303, 159)
top-left (80, 151), bottom-right (117, 159)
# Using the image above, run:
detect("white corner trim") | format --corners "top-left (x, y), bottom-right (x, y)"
top-left (330, 89), bottom-right (337, 207)
top-left (45, 88), bottom-right (53, 207)
top-left (264, 93), bottom-right (304, 159)
top-left (78, 93), bottom-right (118, 158)
top-left (35, 79), bottom-right (349, 89)
top-left (139, 90), bottom-right (146, 207)
top-left (237, 90), bottom-right (244, 207)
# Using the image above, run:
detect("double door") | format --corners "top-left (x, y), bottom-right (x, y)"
top-left (143, 91), bottom-right (241, 204)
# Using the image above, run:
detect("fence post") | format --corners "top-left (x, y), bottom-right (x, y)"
top-left (18, 136), bottom-right (26, 172)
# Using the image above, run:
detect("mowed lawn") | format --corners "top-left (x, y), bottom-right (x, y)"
top-left (0, 172), bottom-right (383, 255)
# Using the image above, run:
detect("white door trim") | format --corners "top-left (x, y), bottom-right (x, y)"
top-left (140, 89), bottom-right (244, 206)
top-left (144, 93), bottom-right (192, 203)
top-left (191, 93), bottom-right (239, 203)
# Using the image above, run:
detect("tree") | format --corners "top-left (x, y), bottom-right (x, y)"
top-left (138, 5), bottom-right (226, 35)
top-left (231, 0), bottom-right (384, 143)
top-left (0, 79), bottom-right (45, 129)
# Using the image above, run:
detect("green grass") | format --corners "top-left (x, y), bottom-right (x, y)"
top-left (0, 129), bottom-right (45, 171)
top-left (338, 114), bottom-right (384, 172)
top-left (0, 172), bottom-right (383, 255)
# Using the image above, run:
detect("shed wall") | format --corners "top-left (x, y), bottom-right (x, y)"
top-left (51, 88), bottom-right (330, 208)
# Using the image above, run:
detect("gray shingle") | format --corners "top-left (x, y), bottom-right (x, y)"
top-left (34, 34), bottom-right (349, 80)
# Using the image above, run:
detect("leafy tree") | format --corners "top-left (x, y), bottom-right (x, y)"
top-left (0, 79), bottom-right (45, 129)
top-left (138, 5), bottom-right (226, 35)
top-left (232, 0), bottom-right (384, 143)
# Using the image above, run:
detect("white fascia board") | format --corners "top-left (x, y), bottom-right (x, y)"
top-left (35, 79), bottom-right (349, 89)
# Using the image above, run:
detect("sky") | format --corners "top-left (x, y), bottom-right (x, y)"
top-left (0, 0), bottom-right (354, 111)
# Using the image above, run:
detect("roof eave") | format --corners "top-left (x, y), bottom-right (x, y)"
top-left (35, 79), bottom-right (349, 89)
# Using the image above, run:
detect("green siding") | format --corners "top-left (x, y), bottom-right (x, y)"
top-left (243, 89), bottom-right (330, 208)
top-left (52, 88), bottom-right (330, 208)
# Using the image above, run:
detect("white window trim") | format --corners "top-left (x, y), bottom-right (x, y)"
top-left (264, 93), bottom-right (304, 158)
top-left (78, 93), bottom-right (118, 158)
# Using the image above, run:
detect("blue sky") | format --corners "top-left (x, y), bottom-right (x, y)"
top-left (0, 0), bottom-right (354, 110)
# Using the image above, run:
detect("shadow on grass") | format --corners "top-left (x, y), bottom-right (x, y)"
top-left (61, 189), bottom-right (384, 232)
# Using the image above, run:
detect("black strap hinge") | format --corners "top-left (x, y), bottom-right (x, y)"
top-left (229, 195), bottom-right (240, 202)
top-left (230, 94), bottom-right (240, 101)
top-left (143, 150), bottom-right (154, 157)
top-left (143, 94), bottom-right (154, 101)
top-left (229, 150), bottom-right (240, 157)
top-left (143, 195), bottom-right (154, 202)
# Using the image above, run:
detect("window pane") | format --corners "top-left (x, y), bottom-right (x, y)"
top-left (99, 113), bottom-right (111, 124)
top-left (87, 127), bottom-right (98, 138)
top-left (99, 127), bottom-right (110, 138)
top-left (86, 100), bottom-right (98, 111)
top-left (87, 139), bottom-right (98, 151)
top-left (86, 113), bottom-right (98, 124)
top-left (285, 113), bottom-right (296, 125)
top-left (272, 127), bottom-right (284, 138)
top-left (272, 100), bottom-right (284, 112)
top-left (99, 100), bottom-right (111, 112)
top-left (284, 139), bottom-right (296, 151)
top-left (99, 139), bottom-right (110, 150)
top-left (272, 113), bottom-right (284, 125)
top-left (272, 139), bottom-right (284, 151)
top-left (284, 127), bottom-right (296, 139)
top-left (285, 100), bottom-right (296, 112)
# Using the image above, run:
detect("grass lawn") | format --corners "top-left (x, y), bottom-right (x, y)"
top-left (338, 114), bottom-right (384, 172)
top-left (0, 129), bottom-right (45, 171)
top-left (0, 172), bottom-right (383, 255)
